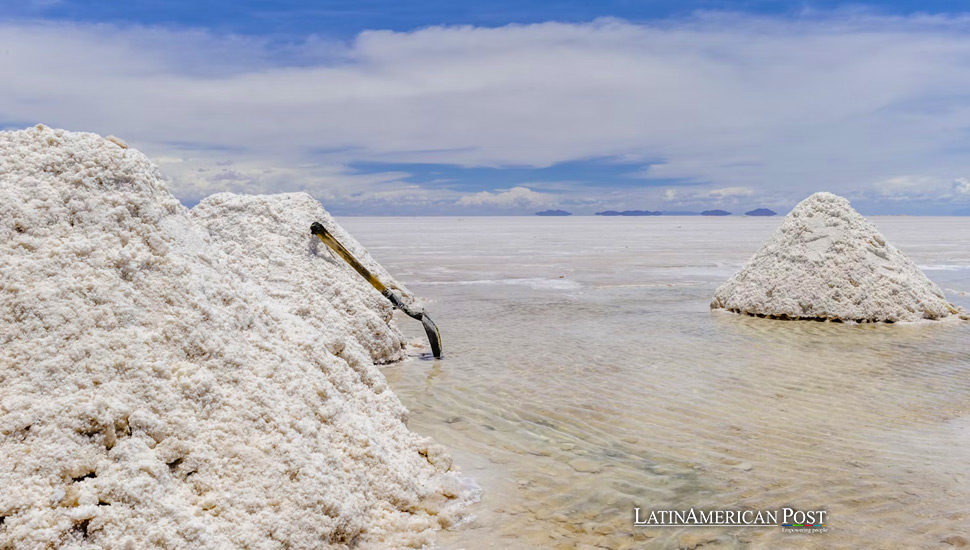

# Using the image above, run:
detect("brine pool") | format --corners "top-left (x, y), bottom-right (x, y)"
top-left (341, 216), bottom-right (970, 550)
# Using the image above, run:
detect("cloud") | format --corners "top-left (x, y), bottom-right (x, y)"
top-left (861, 174), bottom-right (970, 203)
top-left (457, 186), bottom-right (554, 208)
top-left (2, 15), bottom-right (970, 212)
top-left (873, 175), bottom-right (940, 193)
top-left (707, 187), bottom-right (754, 199)
top-left (868, 175), bottom-right (945, 201)
top-left (839, 173), bottom-right (970, 214)
top-left (660, 186), bottom-right (754, 206)
top-left (953, 177), bottom-right (970, 197)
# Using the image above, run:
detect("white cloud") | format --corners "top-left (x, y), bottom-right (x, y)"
top-left (867, 175), bottom-right (945, 201)
top-left (660, 186), bottom-right (755, 207)
top-left (854, 174), bottom-right (970, 209)
top-left (953, 177), bottom-right (970, 197)
top-left (707, 187), bottom-right (754, 198)
top-left (457, 186), bottom-right (554, 208)
top-left (2, 15), bottom-right (970, 212)
top-left (874, 175), bottom-right (940, 193)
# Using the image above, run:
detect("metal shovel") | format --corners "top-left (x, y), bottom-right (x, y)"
top-left (311, 222), bottom-right (442, 359)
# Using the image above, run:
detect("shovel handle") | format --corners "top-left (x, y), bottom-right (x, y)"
top-left (311, 222), bottom-right (387, 293)
top-left (311, 221), bottom-right (442, 359)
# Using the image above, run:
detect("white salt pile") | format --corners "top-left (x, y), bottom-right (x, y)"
top-left (190, 192), bottom-right (412, 366)
top-left (711, 192), bottom-right (963, 323)
top-left (0, 126), bottom-right (470, 550)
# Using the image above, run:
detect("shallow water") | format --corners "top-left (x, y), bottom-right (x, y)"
top-left (341, 216), bottom-right (970, 550)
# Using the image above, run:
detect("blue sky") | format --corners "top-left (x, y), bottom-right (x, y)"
top-left (3, 0), bottom-right (970, 214)
top-left (8, 1), bottom-right (969, 35)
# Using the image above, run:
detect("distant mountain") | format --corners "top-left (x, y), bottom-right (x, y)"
top-left (701, 209), bottom-right (731, 216)
top-left (744, 208), bottom-right (777, 216)
top-left (535, 209), bottom-right (572, 216)
top-left (595, 210), bottom-right (662, 216)
top-left (661, 211), bottom-right (701, 216)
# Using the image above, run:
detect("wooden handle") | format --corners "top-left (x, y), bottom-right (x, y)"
top-left (311, 222), bottom-right (386, 293)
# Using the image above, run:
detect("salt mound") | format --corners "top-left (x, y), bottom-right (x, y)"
top-left (0, 126), bottom-right (468, 549)
top-left (711, 192), bottom-right (961, 323)
top-left (190, 192), bottom-right (411, 365)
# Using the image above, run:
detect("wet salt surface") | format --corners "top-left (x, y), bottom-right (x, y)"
top-left (342, 216), bottom-right (970, 550)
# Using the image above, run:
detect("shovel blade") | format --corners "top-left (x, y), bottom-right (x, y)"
top-left (420, 313), bottom-right (442, 359)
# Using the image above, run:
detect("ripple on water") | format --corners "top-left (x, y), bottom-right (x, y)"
top-left (341, 216), bottom-right (970, 550)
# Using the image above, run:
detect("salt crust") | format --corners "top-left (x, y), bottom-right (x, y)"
top-left (0, 126), bottom-right (468, 550)
top-left (190, 192), bottom-right (412, 366)
top-left (711, 192), bottom-right (962, 322)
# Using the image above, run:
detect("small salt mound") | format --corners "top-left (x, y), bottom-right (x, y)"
top-left (711, 192), bottom-right (962, 323)
top-left (0, 126), bottom-right (468, 550)
top-left (190, 192), bottom-right (410, 365)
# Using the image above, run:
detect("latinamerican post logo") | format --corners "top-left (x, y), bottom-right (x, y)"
top-left (634, 508), bottom-right (827, 533)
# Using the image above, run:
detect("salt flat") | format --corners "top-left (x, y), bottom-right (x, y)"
top-left (343, 215), bottom-right (970, 550)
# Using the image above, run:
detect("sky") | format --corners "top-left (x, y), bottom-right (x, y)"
top-left (3, 1), bottom-right (970, 215)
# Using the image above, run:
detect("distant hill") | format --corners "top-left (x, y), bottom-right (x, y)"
top-left (744, 208), bottom-right (777, 216)
top-left (595, 210), bottom-right (662, 216)
top-left (661, 211), bottom-right (701, 216)
top-left (701, 209), bottom-right (731, 216)
top-left (535, 209), bottom-right (572, 216)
